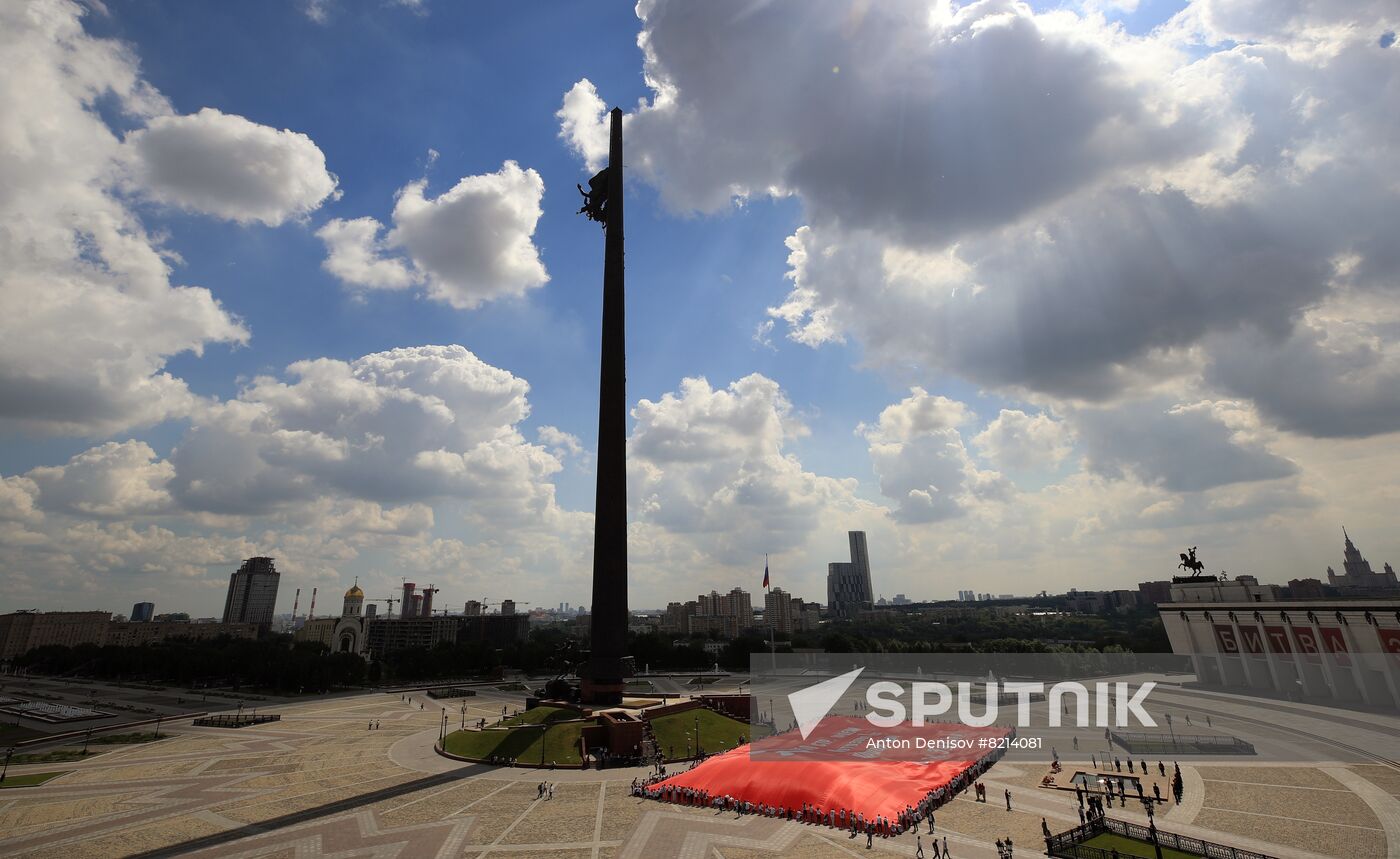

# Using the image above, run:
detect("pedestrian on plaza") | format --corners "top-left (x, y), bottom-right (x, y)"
top-left (867, 824), bottom-right (874, 849)
top-left (1158, 760), bottom-right (1166, 776)
top-left (916, 835), bottom-right (925, 858)
top-left (1073, 736), bottom-right (1078, 751)
top-left (943, 835), bottom-right (950, 857)
top-left (1006, 836), bottom-right (1013, 857)
top-left (1005, 788), bottom-right (1012, 811)
top-left (1154, 783), bottom-right (1162, 801)
top-left (1078, 806), bottom-right (1085, 824)
top-left (1207, 716), bottom-right (1212, 727)
top-left (1042, 818), bottom-right (1051, 838)
top-left (995, 838), bottom-right (1004, 858)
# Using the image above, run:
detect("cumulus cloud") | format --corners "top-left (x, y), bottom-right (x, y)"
top-left (127, 107), bottom-right (339, 226)
top-left (26, 440), bottom-right (174, 518)
top-left (859, 388), bottom-right (1007, 523)
top-left (556, 78), bottom-right (609, 172)
top-left (316, 217), bottom-right (417, 290)
top-left (1073, 399), bottom-right (1297, 492)
top-left (973, 410), bottom-right (1074, 472)
top-left (0, 0), bottom-right (247, 436)
top-left (629, 374), bottom-right (868, 564)
top-left (538, 425), bottom-right (584, 458)
top-left (318, 161), bottom-right (549, 309)
top-left (169, 345), bottom-right (564, 529)
top-left (573, 0), bottom-right (1400, 441)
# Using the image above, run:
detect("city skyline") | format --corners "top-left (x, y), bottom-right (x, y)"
top-left (3, 0), bottom-right (1400, 617)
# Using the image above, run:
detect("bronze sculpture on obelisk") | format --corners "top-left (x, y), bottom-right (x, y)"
top-left (577, 108), bottom-right (629, 705)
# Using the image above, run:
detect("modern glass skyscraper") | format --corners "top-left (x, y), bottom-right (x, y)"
top-left (826, 531), bottom-right (875, 618)
top-left (221, 557), bottom-right (280, 631)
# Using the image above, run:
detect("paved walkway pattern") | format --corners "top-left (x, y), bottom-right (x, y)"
top-left (0, 687), bottom-right (1395, 858)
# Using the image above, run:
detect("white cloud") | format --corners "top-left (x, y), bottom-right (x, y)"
top-left (318, 162), bottom-right (549, 309)
top-left (538, 425), bottom-right (584, 458)
top-left (577, 0), bottom-right (1400, 442)
top-left (127, 107), bottom-right (339, 226)
top-left (26, 440), bottom-right (174, 518)
top-left (316, 217), bottom-right (417, 290)
top-left (556, 78), bottom-right (609, 173)
top-left (629, 374), bottom-right (869, 565)
top-left (169, 345), bottom-right (564, 531)
top-left (973, 409), bottom-right (1075, 472)
top-left (859, 388), bottom-right (1007, 524)
top-left (0, 0), bottom-right (248, 437)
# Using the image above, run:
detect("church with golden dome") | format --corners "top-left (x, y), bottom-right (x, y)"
top-left (294, 579), bottom-right (374, 657)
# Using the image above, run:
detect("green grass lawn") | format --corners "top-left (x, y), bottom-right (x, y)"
top-left (649, 709), bottom-right (767, 760)
top-left (11, 733), bottom-right (163, 765)
top-left (0, 771), bottom-right (69, 789)
top-left (443, 721), bottom-right (584, 766)
top-left (1082, 832), bottom-right (1202, 859)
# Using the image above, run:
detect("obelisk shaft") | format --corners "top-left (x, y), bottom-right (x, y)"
top-left (586, 108), bottom-right (627, 704)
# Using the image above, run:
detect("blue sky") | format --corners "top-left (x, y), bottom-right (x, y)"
top-left (2, 0), bottom-right (1397, 616)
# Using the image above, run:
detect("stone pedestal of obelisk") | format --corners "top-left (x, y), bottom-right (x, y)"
top-left (582, 107), bottom-right (628, 706)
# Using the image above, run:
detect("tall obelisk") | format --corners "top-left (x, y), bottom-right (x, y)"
top-left (583, 108), bottom-right (628, 705)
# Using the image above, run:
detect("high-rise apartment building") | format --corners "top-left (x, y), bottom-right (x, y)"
top-left (221, 557), bottom-right (280, 630)
top-left (131, 601), bottom-right (155, 622)
top-left (826, 531), bottom-right (875, 618)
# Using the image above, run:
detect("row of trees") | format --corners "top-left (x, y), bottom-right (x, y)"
top-left (10, 606), bottom-right (1171, 688)
top-left (13, 637), bottom-right (366, 693)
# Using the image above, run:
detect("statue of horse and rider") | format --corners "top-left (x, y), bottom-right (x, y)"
top-left (1178, 546), bottom-right (1207, 577)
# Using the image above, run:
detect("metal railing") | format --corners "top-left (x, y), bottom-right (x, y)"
top-left (1047, 817), bottom-right (1275, 859)
top-left (191, 714), bottom-right (280, 728)
top-left (1109, 730), bottom-right (1255, 755)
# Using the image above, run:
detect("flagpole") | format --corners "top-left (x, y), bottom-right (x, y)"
top-left (766, 553), bottom-right (776, 674)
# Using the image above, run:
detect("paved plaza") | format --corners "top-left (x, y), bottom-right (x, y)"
top-left (0, 680), bottom-right (1397, 858)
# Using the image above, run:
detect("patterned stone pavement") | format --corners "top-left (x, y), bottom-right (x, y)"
top-left (0, 688), bottom-right (1395, 858)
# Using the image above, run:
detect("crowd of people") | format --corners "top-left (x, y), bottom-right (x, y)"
top-left (631, 731), bottom-right (1011, 850)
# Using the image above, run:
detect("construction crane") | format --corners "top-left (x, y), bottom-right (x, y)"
top-left (371, 596), bottom-right (401, 619)
top-left (479, 599), bottom-right (530, 613)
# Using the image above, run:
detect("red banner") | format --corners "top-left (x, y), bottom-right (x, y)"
top-left (1319, 627), bottom-right (1351, 667)
top-left (1292, 627), bottom-right (1321, 661)
top-left (1263, 626), bottom-right (1292, 654)
top-left (1214, 625), bottom-right (1239, 654)
top-left (1238, 626), bottom-right (1266, 656)
top-left (1379, 628), bottom-right (1400, 655)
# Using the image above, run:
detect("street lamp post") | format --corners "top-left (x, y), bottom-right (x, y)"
top-left (1, 746), bottom-right (13, 783)
top-left (82, 728), bottom-right (92, 756)
top-left (1142, 797), bottom-right (1164, 859)
top-left (695, 714), bottom-right (701, 757)
top-left (1165, 713), bottom-right (1176, 752)
top-left (154, 715), bottom-right (162, 739)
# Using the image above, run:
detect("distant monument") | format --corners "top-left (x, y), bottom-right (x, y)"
top-left (578, 108), bottom-right (629, 705)
top-left (1173, 546), bottom-right (1220, 583)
